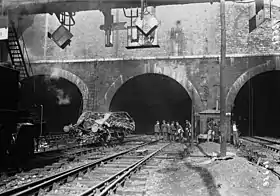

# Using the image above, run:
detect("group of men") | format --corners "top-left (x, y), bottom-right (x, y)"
top-left (154, 120), bottom-right (192, 142)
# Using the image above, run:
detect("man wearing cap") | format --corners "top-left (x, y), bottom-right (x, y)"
top-left (154, 121), bottom-right (160, 140)
top-left (232, 121), bottom-right (239, 147)
top-left (170, 121), bottom-right (176, 141)
top-left (161, 120), bottom-right (167, 141)
top-left (185, 120), bottom-right (192, 143)
top-left (166, 122), bottom-right (171, 141)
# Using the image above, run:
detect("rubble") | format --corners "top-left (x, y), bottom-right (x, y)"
top-left (146, 142), bottom-right (280, 196)
top-left (63, 111), bottom-right (135, 144)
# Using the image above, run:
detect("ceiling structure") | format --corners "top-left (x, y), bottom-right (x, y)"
top-left (4, 0), bottom-right (235, 15)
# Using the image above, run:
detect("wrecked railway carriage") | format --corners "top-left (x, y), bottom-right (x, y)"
top-left (64, 111), bottom-right (135, 144)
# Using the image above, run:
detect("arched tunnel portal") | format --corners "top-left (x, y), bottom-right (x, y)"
top-left (231, 70), bottom-right (280, 137)
top-left (19, 74), bottom-right (83, 134)
top-left (109, 73), bottom-right (193, 134)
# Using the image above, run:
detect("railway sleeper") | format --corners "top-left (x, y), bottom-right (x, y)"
top-left (104, 164), bottom-right (133, 168)
top-left (111, 161), bottom-right (138, 165)
top-left (115, 188), bottom-right (146, 196)
top-left (124, 180), bottom-right (146, 187)
top-left (128, 176), bottom-right (147, 181)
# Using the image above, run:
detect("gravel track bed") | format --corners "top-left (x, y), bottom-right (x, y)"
top-left (0, 144), bottom-right (139, 194)
top-left (239, 137), bottom-right (280, 163)
top-left (42, 142), bottom-right (163, 196)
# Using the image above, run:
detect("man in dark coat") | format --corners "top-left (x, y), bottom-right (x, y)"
top-left (161, 120), bottom-right (167, 141)
top-left (170, 121), bottom-right (176, 141)
top-left (166, 122), bottom-right (171, 141)
top-left (176, 121), bottom-right (184, 142)
top-left (154, 121), bottom-right (160, 140)
top-left (185, 120), bottom-right (192, 142)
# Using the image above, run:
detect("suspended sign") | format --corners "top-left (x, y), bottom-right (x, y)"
top-left (134, 13), bottom-right (159, 36)
top-left (126, 26), bottom-right (159, 49)
top-left (126, 13), bottom-right (159, 49)
top-left (50, 24), bottom-right (73, 49)
top-left (0, 16), bottom-right (8, 40)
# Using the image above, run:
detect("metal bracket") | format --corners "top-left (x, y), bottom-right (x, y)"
top-left (100, 7), bottom-right (114, 47)
top-left (55, 12), bottom-right (76, 32)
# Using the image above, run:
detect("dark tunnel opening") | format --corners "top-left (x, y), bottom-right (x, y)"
top-left (232, 70), bottom-right (280, 137)
top-left (109, 73), bottom-right (192, 134)
top-left (19, 75), bottom-right (83, 134)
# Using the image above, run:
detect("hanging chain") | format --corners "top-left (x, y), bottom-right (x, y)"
top-left (57, 12), bottom-right (76, 32)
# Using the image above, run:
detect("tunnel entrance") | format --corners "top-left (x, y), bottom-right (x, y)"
top-left (232, 70), bottom-right (280, 137)
top-left (19, 75), bottom-right (83, 134)
top-left (109, 73), bottom-right (192, 134)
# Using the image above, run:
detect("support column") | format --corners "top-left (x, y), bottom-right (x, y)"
top-left (220, 0), bottom-right (227, 156)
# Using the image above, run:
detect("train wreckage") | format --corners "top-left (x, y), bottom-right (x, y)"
top-left (64, 111), bottom-right (135, 144)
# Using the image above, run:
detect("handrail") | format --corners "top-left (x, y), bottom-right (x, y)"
top-left (20, 32), bottom-right (33, 76)
top-left (9, 24), bottom-right (29, 78)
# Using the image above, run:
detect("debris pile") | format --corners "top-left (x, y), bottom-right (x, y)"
top-left (64, 111), bottom-right (135, 144)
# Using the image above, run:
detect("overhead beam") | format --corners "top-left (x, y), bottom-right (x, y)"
top-left (4, 0), bottom-right (235, 15)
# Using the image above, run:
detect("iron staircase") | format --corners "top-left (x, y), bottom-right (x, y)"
top-left (7, 23), bottom-right (33, 80)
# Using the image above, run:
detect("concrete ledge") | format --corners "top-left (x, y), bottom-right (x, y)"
top-left (31, 53), bottom-right (280, 64)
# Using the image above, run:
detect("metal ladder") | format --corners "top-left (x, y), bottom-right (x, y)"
top-left (7, 23), bottom-right (32, 80)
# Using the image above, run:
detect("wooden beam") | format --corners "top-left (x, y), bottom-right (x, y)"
top-left (4, 0), bottom-right (235, 15)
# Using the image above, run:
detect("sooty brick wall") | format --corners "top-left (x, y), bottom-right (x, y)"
top-left (14, 2), bottom-right (280, 61)
top-left (31, 54), bottom-right (280, 114)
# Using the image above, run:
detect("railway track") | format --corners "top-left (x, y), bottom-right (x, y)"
top-left (240, 136), bottom-right (280, 153)
top-left (0, 135), bottom-right (152, 193)
top-left (0, 140), bottom-right (160, 196)
top-left (2, 135), bottom-right (140, 175)
top-left (251, 136), bottom-right (280, 146)
top-left (238, 136), bottom-right (280, 179)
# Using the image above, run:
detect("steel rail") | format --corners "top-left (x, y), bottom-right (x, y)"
top-left (239, 141), bottom-right (280, 180)
top-left (252, 136), bottom-right (280, 146)
top-left (79, 143), bottom-right (170, 196)
top-left (1, 135), bottom-right (142, 178)
top-left (0, 141), bottom-right (156, 196)
top-left (240, 137), bottom-right (280, 153)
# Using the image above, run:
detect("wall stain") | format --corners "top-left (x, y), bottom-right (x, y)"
top-left (104, 75), bottom-right (123, 101)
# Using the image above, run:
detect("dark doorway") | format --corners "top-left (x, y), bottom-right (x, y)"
top-left (19, 75), bottom-right (83, 134)
top-left (232, 71), bottom-right (280, 137)
top-left (109, 73), bottom-right (192, 134)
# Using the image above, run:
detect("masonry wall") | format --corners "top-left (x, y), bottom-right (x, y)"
top-left (31, 54), bottom-right (279, 113)
top-left (14, 1), bottom-right (280, 61)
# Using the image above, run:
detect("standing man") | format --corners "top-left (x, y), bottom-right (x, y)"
top-left (154, 121), bottom-right (160, 140)
top-left (207, 120), bottom-right (213, 142)
top-left (185, 120), bottom-right (192, 143)
top-left (170, 121), bottom-right (176, 141)
top-left (166, 122), bottom-right (171, 141)
top-left (232, 121), bottom-right (239, 147)
top-left (161, 120), bottom-right (167, 141)
top-left (176, 122), bottom-right (183, 142)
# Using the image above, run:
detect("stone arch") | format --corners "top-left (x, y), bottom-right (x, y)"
top-left (226, 60), bottom-right (276, 114)
top-left (147, 64), bottom-right (203, 113)
top-left (105, 73), bottom-right (203, 113)
top-left (32, 67), bottom-right (90, 111)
